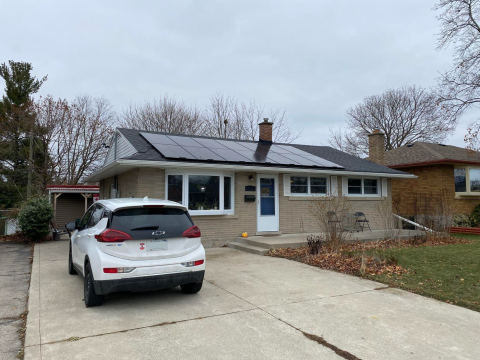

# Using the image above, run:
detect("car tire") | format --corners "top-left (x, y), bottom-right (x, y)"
top-left (180, 281), bottom-right (203, 294)
top-left (68, 244), bottom-right (77, 275)
top-left (84, 263), bottom-right (105, 307)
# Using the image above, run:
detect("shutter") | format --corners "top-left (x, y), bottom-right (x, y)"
top-left (330, 176), bottom-right (338, 196)
top-left (381, 178), bottom-right (388, 197)
top-left (342, 177), bottom-right (348, 196)
top-left (283, 174), bottom-right (291, 196)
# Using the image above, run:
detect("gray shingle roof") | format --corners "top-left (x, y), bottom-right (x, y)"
top-left (117, 128), bottom-right (406, 175)
top-left (385, 142), bottom-right (480, 167)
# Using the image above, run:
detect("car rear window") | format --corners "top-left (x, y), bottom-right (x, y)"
top-left (110, 207), bottom-right (194, 239)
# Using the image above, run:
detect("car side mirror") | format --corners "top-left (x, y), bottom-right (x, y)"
top-left (65, 222), bottom-right (77, 231)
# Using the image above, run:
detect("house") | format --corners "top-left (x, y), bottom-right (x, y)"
top-left (85, 121), bottom-right (414, 247)
top-left (47, 185), bottom-right (99, 228)
top-left (369, 133), bottom-right (480, 217)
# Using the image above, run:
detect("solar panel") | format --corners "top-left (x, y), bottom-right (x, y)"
top-left (140, 132), bottom-right (344, 168)
top-left (141, 132), bottom-right (177, 145)
top-left (152, 144), bottom-right (196, 159)
top-left (192, 138), bottom-right (229, 149)
top-left (167, 136), bottom-right (201, 147)
top-left (182, 146), bottom-right (225, 161)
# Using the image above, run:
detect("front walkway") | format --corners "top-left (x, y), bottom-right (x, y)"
top-left (228, 229), bottom-right (424, 255)
top-left (25, 241), bottom-right (479, 360)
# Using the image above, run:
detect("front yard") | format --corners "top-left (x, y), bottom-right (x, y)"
top-left (267, 234), bottom-right (480, 313)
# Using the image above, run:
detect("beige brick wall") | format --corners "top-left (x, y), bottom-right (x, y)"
top-left (279, 174), bottom-right (392, 233)
top-left (98, 167), bottom-right (393, 247)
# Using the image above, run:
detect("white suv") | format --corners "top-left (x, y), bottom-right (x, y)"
top-left (65, 198), bottom-right (205, 307)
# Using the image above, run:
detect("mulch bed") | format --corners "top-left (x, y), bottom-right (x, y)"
top-left (0, 233), bottom-right (33, 243)
top-left (266, 236), bottom-right (473, 277)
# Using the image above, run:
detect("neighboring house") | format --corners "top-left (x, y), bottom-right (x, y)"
top-left (47, 185), bottom-right (99, 228)
top-left (85, 121), bottom-right (414, 247)
top-left (368, 132), bottom-right (480, 217)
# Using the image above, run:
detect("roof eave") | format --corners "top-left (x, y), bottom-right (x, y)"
top-left (388, 159), bottom-right (480, 169)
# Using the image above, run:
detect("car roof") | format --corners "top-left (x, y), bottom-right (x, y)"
top-left (96, 198), bottom-right (187, 212)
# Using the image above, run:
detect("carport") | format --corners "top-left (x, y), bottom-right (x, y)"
top-left (47, 185), bottom-right (99, 228)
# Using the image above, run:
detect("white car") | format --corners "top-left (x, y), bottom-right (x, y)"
top-left (65, 197), bottom-right (205, 307)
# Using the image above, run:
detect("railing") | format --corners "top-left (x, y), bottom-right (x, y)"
top-left (392, 214), bottom-right (433, 232)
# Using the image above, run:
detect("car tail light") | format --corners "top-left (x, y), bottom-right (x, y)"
top-left (103, 267), bottom-right (135, 273)
top-left (182, 225), bottom-right (201, 238)
top-left (181, 259), bottom-right (204, 267)
top-left (95, 229), bottom-right (133, 242)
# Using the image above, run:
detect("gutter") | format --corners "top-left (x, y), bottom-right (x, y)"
top-left (388, 159), bottom-right (480, 169)
top-left (85, 158), bottom-right (417, 181)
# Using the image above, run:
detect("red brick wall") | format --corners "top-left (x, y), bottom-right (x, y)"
top-left (391, 164), bottom-right (480, 215)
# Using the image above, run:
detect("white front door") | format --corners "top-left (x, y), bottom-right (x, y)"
top-left (257, 174), bottom-right (279, 232)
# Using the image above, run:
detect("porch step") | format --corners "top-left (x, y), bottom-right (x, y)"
top-left (227, 242), bottom-right (270, 256)
top-left (234, 236), bottom-right (307, 249)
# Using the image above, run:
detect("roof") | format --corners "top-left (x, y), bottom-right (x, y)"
top-left (116, 128), bottom-right (406, 176)
top-left (385, 142), bottom-right (480, 168)
top-left (47, 185), bottom-right (99, 193)
top-left (97, 198), bottom-right (186, 211)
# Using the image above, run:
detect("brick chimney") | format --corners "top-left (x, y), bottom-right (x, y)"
top-left (368, 129), bottom-right (385, 165)
top-left (259, 118), bottom-right (273, 143)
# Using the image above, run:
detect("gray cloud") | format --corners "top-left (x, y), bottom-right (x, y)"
top-left (1, 0), bottom-right (469, 147)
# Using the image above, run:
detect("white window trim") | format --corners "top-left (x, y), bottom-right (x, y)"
top-left (346, 177), bottom-right (381, 197)
top-left (454, 165), bottom-right (480, 196)
top-left (165, 169), bottom-right (235, 216)
top-left (289, 175), bottom-right (330, 197)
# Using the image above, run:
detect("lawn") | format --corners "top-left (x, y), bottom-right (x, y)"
top-left (365, 234), bottom-right (480, 312)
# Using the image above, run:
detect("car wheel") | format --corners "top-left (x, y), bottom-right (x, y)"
top-left (84, 262), bottom-right (105, 307)
top-left (180, 281), bottom-right (203, 294)
top-left (68, 243), bottom-right (77, 275)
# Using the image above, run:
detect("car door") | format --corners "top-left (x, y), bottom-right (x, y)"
top-left (73, 206), bottom-right (94, 269)
top-left (78, 205), bottom-right (105, 259)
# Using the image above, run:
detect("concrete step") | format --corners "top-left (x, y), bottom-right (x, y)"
top-left (227, 242), bottom-right (270, 256)
top-left (235, 237), bottom-right (307, 249)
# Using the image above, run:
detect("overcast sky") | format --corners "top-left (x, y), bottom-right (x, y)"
top-left (1, 0), bottom-right (475, 147)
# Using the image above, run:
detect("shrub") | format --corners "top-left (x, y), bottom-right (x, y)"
top-left (18, 196), bottom-right (53, 241)
top-left (452, 214), bottom-right (473, 227)
top-left (470, 204), bottom-right (480, 227)
top-left (307, 234), bottom-right (324, 255)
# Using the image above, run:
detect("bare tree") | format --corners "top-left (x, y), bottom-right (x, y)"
top-left (204, 93), bottom-right (300, 143)
top-left (34, 95), bottom-right (114, 186)
top-left (120, 94), bottom-right (205, 135)
top-left (328, 85), bottom-right (458, 157)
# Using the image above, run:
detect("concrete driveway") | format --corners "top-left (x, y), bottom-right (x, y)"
top-left (25, 241), bottom-right (479, 360)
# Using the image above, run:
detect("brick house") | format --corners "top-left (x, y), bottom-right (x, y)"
top-left (368, 132), bottom-right (480, 217)
top-left (85, 122), bottom-right (413, 247)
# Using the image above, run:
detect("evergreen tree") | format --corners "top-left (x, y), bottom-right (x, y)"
top-left (0, 61), bottom-right (47, 208)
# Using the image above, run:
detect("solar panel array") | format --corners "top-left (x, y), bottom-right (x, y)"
top-left (140, 132), bottom-right (344, 169)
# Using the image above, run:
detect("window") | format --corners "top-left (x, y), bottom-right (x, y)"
top-left (455, 168), bottom-right (467, 192)
top-left (347, 179), bottom-right (362, 194)
top-left (224, 177), bottom-right (232, 210)
top-left (167, 175), bottom-right (183, 203)
top-left (310, 177), bottom-right (327, 194)
top-left (347, 178), bottom-right (379, 196)
top-left (188, 175), bottom-right (220, 210)
top-left (78, 206), bottom-right (94, 231)
top-left (165, 170), bottom-right (234, 215)
top-left (290, 176), bottom-right (328, 195)
top-left (291, 176), bottom-right (308, 193)
top-left (454, 166), bottom-right (480, 195)
top-left (89, 205), bottom-right (104, 228)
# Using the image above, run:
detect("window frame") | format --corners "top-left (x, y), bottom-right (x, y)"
top-left (165, 169), bottom-right (235, 216)
top-left (346, 177), bottom-right (381, 197)
top-left (454, 165), bottom-right (480, 196)
top-left (289, 175), bottom-right (329, 196)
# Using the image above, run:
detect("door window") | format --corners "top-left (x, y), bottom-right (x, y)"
top-left (89, 205), bottom-right (104, 228)
top-left (78, 207), bottom-right (94, 231)
top-left (260, 178), bottom-right (275, 216)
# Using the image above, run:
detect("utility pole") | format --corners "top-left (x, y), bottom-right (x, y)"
top-left (27, 131), bottom-right (33, 198)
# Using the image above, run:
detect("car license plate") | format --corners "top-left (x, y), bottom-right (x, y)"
top-left (146, 239), bottom-right (168, 251)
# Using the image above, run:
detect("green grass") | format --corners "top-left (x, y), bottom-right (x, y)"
top-left (364, 234), bottom-right (480, 312)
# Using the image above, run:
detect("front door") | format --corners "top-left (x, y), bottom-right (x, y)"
top-left (257, 174), bottom-right (279, 232)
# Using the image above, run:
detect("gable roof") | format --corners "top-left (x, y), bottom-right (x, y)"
top-left (385, 142), bottom-right (480, 168)
top-left (85, 128), bottom-right (414, 182)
